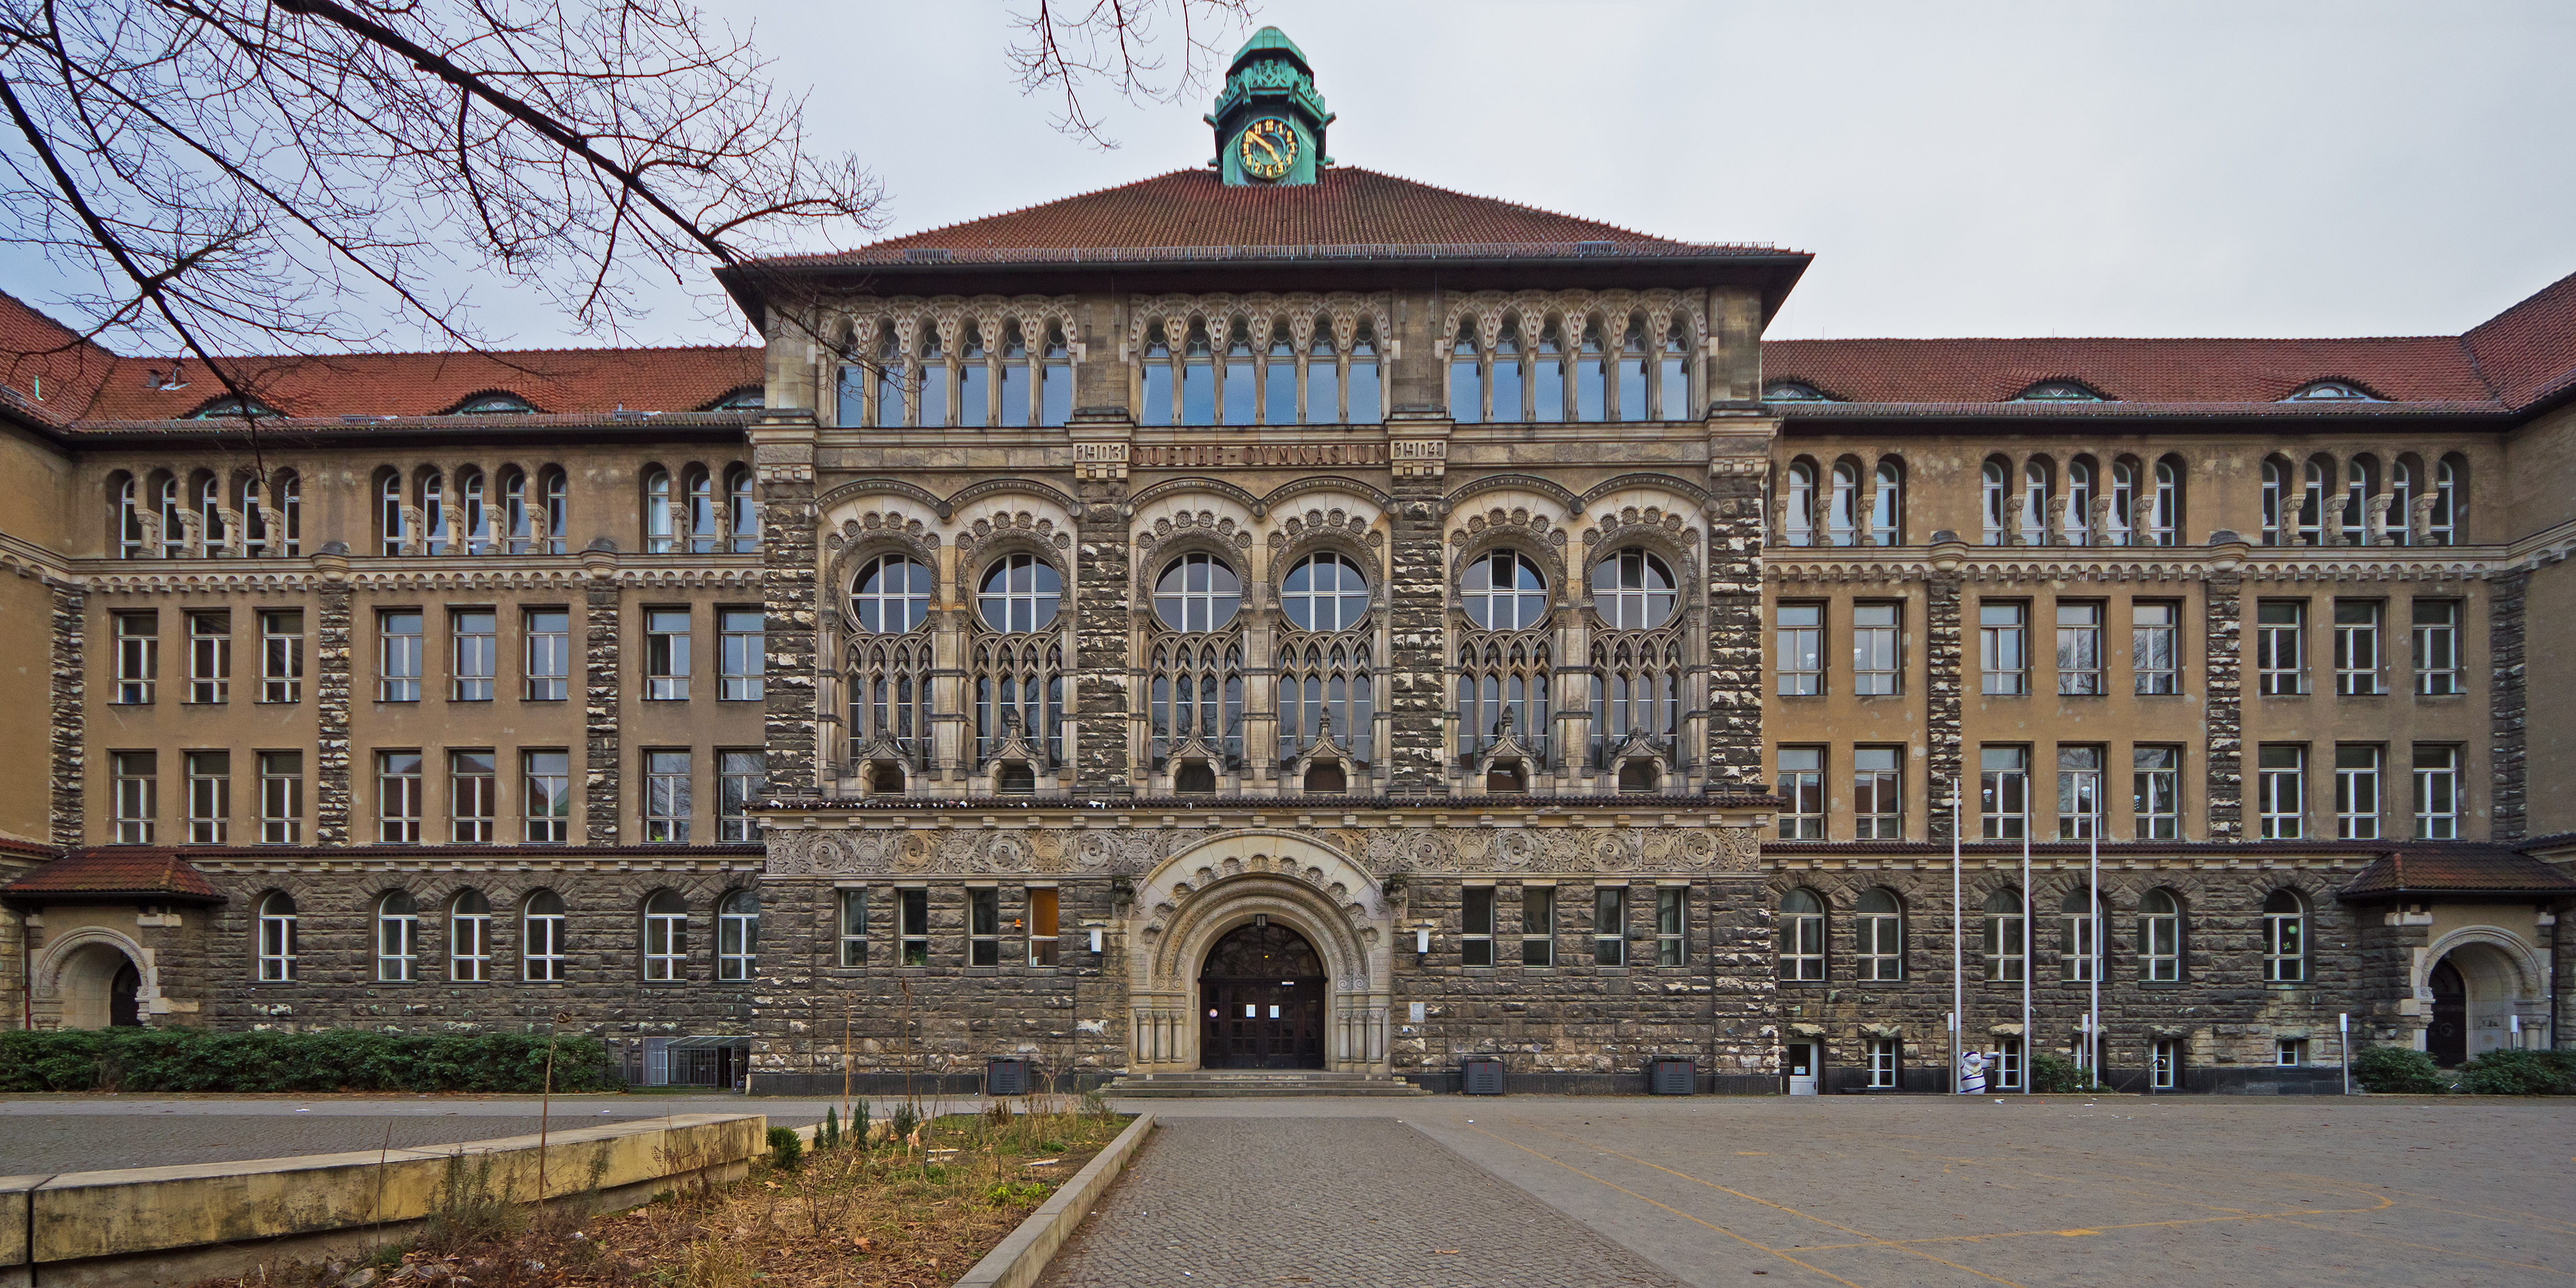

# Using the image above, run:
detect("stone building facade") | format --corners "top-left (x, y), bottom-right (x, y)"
top-left (2, 29), bottom-right (2569, 1094)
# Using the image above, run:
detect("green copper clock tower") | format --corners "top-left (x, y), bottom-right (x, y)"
top-left (1208, 27), bottom-right (1332, 186)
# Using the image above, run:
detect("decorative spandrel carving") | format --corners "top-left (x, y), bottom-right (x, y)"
top-left (764, 821), bottom-right (1759, 876)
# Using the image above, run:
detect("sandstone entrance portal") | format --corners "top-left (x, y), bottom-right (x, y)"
top-left (1199, 922), bottom-right (1327, 1069)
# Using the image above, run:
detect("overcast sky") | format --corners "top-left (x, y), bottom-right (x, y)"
top-left (17, 1), bottom-right (2576, 350)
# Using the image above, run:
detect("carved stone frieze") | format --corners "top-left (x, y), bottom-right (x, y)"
top-left (761, 820), bottom-right (1759, 877)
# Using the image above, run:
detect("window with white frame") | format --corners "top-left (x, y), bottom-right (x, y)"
top-left (1776, 747), bottom-right (1824, 839)
top-left (1520, 886), bottom-right (1555, 966)
top-left (837, 888), bottom-right (868, 967)
top-left (2138, 888), bottom-right (2181, 983)
top-left (258, 750), bottom-right (301, 844)
top-left (450, 889), bottom-right (492, 981)
top-left (1867, 1039), bottom-right (1899, 1089)
top-left (260, 610), bottom-right (302, 703)
top-left (717, 890), bottom-right (759, 981)
top-left (2057, 745), bottom-right (2102, 839)
top-left (2133, 746), bottom-right (2180, 840)
top-left (113, 612), bottom-right (157, 704)
top-left (720, 609), bottom-right (764, 701)
top-left (377, 750), bottom-right (423, 843)
top-left (377, 891), bottom-right (419, 981)
top-left (642, 891), bottom-right (687, 981)
top-left (379, 611), bottom-right (423, 702)
top-left (2412, 600), bottom-right (2460, 696)
top-left (1995, 1037), bottom-right (2024, 1090)
top-left (2151, 1038), bottom-right (2180, 1090)
top-left (2333, 601), bottom-right (2383, 695)
top-left (1593, 886), bottom-right (1626, 966)
top-left (644, 608), bottom-right (690, 701)
top-left (2334, 744), bottom-right (2382, 840)
top-left (2413, 745), bottom-right (2460, 839)
top-left (1463, 886), bottom-right (1496, 966)
top-left (2056, 602), bottom-right (2102, 695)
top-left (188, 611), bottom-right (229, 703)
top-left (521, 609), bottom-right (570, 701)
top-left (257, 891), bottom-right (298, 981)
top-left (898, 888), bottom-right (929, 966)
top-left (1853, 746), bottom-right (1901, 840)
top-left (719, 749), bottom-right (763, 841)
top-left (185, 749), bottom-right (229, 843)
top-left (1852, 602), bottom-right (1899, 695)
top-left (2257, 745), bottom-right (2306, 839)
top-left (1979, 603), bottom-right (2027, 694)
top-left (2060, 886), bottom-right (2102, 982)
top-left (644, 749), bottom-right (691, 842)
top-left (1781, 460), bottom-right (1816, 547)
top-left (1856, 888), bottom-right (1902, 981)
top-left (523, 750), bottom-right (570, 843)
top-left (518, 890), bottom-right (567, 981)
top-left (1776, 603), bottom-right (1822, 696)
top-left (1656, 887), bottom-right (1685, 966)
top-left (967, 888), bottom-right (1001, 965)
top-left (1979, 746), bottom-right (2027, 840)
top-left (2262, 890), bottom-right (2307, 983)
top-left (2255, 601), bottom-right (2307, 696)
top-left (452, 610), bottom-right (496, 701)
top-left (2133, 601), bottom-right (2178, 695)
top-left (1982, 888), bottom-right (2026, 982)
top-left (449, 750), bottom-right (496, 842)
top-left (1028, 887), bottom-right (1060, 966)
top-left (1778, 889), bottom-right (1825, 981)
top-left (2277, 1037), bottom-right (2309, 1066)
top-left (1980, 458), bottom-right (2010, 544)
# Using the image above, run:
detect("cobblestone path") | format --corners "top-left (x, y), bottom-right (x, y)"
top-left (1039, 1116), bottom-right (1688, 1287)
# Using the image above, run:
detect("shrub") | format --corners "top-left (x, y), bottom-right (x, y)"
top-left (0, 1028), bottom-right (613, 1093)
top-left (2352, 1045), bottom-right (2447, 1094)
top-left (2028, 1052), bottom-right (2110, 1094)
top-left (818, 1106), bottom-right (840, 1152)
top-left (853, 1098), bottom-right (871, 1152)
top-left (2459, 1049), bottom-right (2576, 1096)
top-left (765, 1125), bottom-right (803, 1172)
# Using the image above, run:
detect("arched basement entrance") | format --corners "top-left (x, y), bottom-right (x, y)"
top-left (56, 942), bottom-right (143, 1030)
top-left (2427, 940), bottom-right (2532, 1066)
top-left (1199, 921), bottom-right (1327, 1069)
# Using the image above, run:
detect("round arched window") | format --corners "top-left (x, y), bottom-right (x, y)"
top-left (977, 553), bottom-right (1062, 633)
top-left (1591, 547), bottom-right (1676, 629)
top-left (849, 554), bottom-right (932, 634)
top-left (1461, 550), bottom-right (1548, 630)
top-left (1153, 553), bottom-right (1241, 632)
top-left (1281, 553), bottom-right (1370, 632)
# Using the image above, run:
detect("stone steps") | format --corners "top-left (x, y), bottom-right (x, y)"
top-left (1100, 1070), bottom-right (1432, 1099)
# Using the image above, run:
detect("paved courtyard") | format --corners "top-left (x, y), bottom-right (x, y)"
top-left (1045, 1095), bottom-right (2576, 1287)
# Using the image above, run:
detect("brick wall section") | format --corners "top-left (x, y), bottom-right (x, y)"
top-left (1386, 477), bottom-right (1448, 793)
top-left (1073, 479), bottom-right (1132, 794)
top-left (49, 585), bottom-right (84, 845)
top-left (2203, 570), bottom-right (2244, 840)
top-left (2490, 567), bottom-right (2528, 841)
top-left (1704, 474), bottom-right (1766, 792)
top-left (761, 468), bottom-right (821, 796)
top-left (1925, 572), bottom-right (1964, 841)
top-left (313, 583), bottom-right (354, 845)
top-left (585, 579), bottom-right (622, 842)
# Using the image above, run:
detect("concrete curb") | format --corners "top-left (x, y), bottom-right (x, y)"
top-left (953, 1113), bottom-right (1156, 1288)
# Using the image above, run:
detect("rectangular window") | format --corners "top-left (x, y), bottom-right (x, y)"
top-left (2056, 745), bottom-right (2103, 839)
top-left (2333, 601), bottom-right (2384, 695)
top-left (113, 612), bottom-right (157, 704)
top-left (2257, 744), bottom-right (2306, 839)
top-left (719, 749), bottom-right (763, 841)
top-left (260, 610), bottom-right (303, 703)
top-left (1655, 887), bottom-right (1684, 967)
top-left (1593, 886), bottom-right (1626, 966)
top-left (2151, 1038), bottom-right (2181, 1090)
top-left (968, 888), bottom-right (1000, 966)
top-left (2255, 601), bottom-right (2308, 696)
top-left (1775, 603), bottom-right (1821, 696)
top-left (110, 753), bottom-right (155, 844)
top-left (2413, 745), bottom-right (2460, 839)
top-left (451, 610), bottom-right (496, 701)
top-left (1851, 602), bottom-right (1900, 696)
top-left (379, 611), bottom-right (423, 702)
top-left (1979, 603), bottom-right (2027, 694)
top-left (1521, 886), bottom-right (1555, 967)
top-left (2412, 600), bottom-right (2460, 696)
top-left (644, 749), bottom-right (691, 842)
top-left (1852, 746), bottom-right (1902, 840)
top-left (185, 749), bottom-right (229, 844)
top-left (1996, 1038), bottom-right (2024, 1090)
top-left (258, 750), bottom-right (302, 844)
top-left (1462, 886), bottom-right (1496, 967)
top-left (1776, 747), bottom-right (1824, 839)
top-left (1867, 1039), bottom-right (1899, 1090)
top-left (899, 888), bottom-right (929, 966)
top-left (645, 608), bottom-right (690, 700)
top-left (188, 611), bottom-right (230, 703)
top-left (523, 750), bottom-right (571, 843)
top-left (2276, 1038), bottom-right (2309, 1067)
top-left (720, 608), bottom-right (765, 701)
top-left (838, 888), bottom-right (869, 967)
top-left (2334, 744), bottom-right (2382, 840)
top-left (449, 749), bottom-right (496, 842)
top-left (2133, 746), bottom-right (2181, 840)
top-left (1028, 887), bottom-right (1060, 966)
top-left (1979, 745), bottom-right (2028, 840)
top-left (525, 609), bottom-right (571, 701)
top-left (2132, 601), bottom-right (2178, 695)
top-left (376, 750), bottom-right (423, 842)
top-left (2055, 602), bottom-right (2102, 695)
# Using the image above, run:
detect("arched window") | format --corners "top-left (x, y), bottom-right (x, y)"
top-left (1617, 315), bottom-right (1649, 422)
top-left (642, 891), bottom-right (687, 982)
top-left (997, 322), bottom-right (1031, 427)
top-left (419, 470), bottom-right (448, 554)
top-left (2429, 455), bottom-right (2461, 545)
top-left (450, 889), bottom-right (492, 982)
top-left (522, 889), bottom-right (567, 982)
top-left (1981, 458), bottom-right (2010, 545)
top-left (1041, 324), bottom-right (1073, 426)
top-left (197, 473), bottom-right (226, 553)
top-left (716, 889), bottom-right (759, 981)
top-left (376, 891), bottom-right (419, 982)
top-left (850, 554), bottom-right (933, 634)
top-left (1491, 322), bottom-right (1523, 422)
top-left (1349, 322), bottom-right (1383, 425)
top-left (1222, 324), bottom-right (1256, 426)
top-left (501, 468), bottom-right (533, 553)
top-left (1826, 460), bottom-right (1860, 546)
top-left (2261, 888), bottom-right (2306, 983)
top-left (2138, 888), bottom-right (2181, 982)
top-left (1278, 553), bottom-right (1372, 769)
top-left (1856, 888), bottom-right (1901, 981)
top-left (1575, 319), bottom-right (1607, 421)
top-left (2387, 458), bottom-right (2416, 547)
top-left (2019, 458), bottom-right (2051, 545)
top-left (1462, 550), bottom-right (1548, 630)
top-left (2260, 456), bottom-right (2289, 545)
top-left (1140, 322), bottom-right (1173, 427)
top-left (2342, 456), bottom-right (2375, 546)
top-left (256, 891), bottom-right (298, 981)
top-left (458, 469), bottom-right (491, 554)
top-left (1153, 553), bottom-right (1242, 633)
top-left (1460, 550), bottom-right (1551, 766)
top-left (875, 328), bottom-right (906, 427)
top-left (2105, 460), bottom-right (2137, 548)
top-left (155, 474), bottom-right (185, 557)
top-left (1659, 317), bottom-right (1691, 419)
top-left (238, 474), bottom-right (269, 555)
top-left (2297, 458), bottom-right (2329, 545)
top-left (1981, 887), bottom-right (2026, 982)
top-left (1870, 459), bottom-right (1902, 546)
top-left (2059, 886), bottom-right (2101, 982)
top-left (979, 553), bottom-right (1063, 633)
top-left (113, 474), bottom-right (144, 558)
top-left (1781, 460), bottom-right (1817, 548)
top-left (2066, 458), bottom-right (2096, 546)
top-left (959, 322), bottom-right (989, 428)
top-left (685, 466), bottom-right (719, 553)
top-left (1306, 324), bottom-right (1339, 424)
top-left (636, 468), bottom-right (669, 554)
top-left (379, 470), bottom-right (405, 555)
top-left (1282, 553), bottom-right (1370, 632)
top-left (541, 467), bottom-right (568, 554)
top-left (1449, 328), bottom-right (1481, 424)
top-left (1765, 381), bottom-right (1831, 402)
top-left (1181, 321), bottom-right (1215, 425)
top-left (1533, 320), bottom-right (1564, 423)
top-left (973, 555), bottom-right (1066, 766)
top-left (1591, 548), bottom-right (1676, 630)
top-left (1778, 889), bottom-right (1825, 981)
top-left (275, 470), bottom-right (300, 556)
top-left (452, 392), bottom-right (534, 414)
top-left (1264, 332), bottom-right (1297, 425)
top-left (917, 326), bottom-right (949, 427)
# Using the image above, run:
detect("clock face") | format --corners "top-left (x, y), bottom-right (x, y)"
top-left (1237, 118), bottom-right (1298, 181)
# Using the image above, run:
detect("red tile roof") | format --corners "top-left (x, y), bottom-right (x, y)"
top-left (2463, 269), bottom-right (2576, 408)
top-left (0, 290), bottom-right (120, 426)
top-left (751, 167), bottom-right (1777, 266)
top-left (76, 346), bottom-right (764, 422)
top-left (1760, 336), bottom-right (2500, 406)
top-left (2340, 846), bottom-right (2576, 899)
top-left (2, 848), bottom-right (226, 902)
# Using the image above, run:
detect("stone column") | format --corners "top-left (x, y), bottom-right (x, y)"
top-left (1925, 535), bottom-right (1968, 842)
top-left (2203, 534), bottom-right (2249, 841)
top-left (1385, 416), bottom-right (1450, 795)
top-left (1072, 414), bottom-right (1133, 795)
top-left (313, 547), bottom-right (355, 844)
top-left (49, 583), bottom-right (85, 846)
top-left (1704, 420), bottom-right (1772, 795)
top-left (2491, 568), bottom-right (2528, 841)
top-left (583, 543), bottom-right (623, 843)
top-left (756, 415), bottom-right (822, 796)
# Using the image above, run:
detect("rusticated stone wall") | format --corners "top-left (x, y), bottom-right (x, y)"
top-left (49, 584), bottom-right (84, 846)
top-left (2490, 567), bottom-right (2527, 841)
top-left (2203, 569), bottom-right (2244, 840)
top-left (584, 576), bottom-right (623, 844)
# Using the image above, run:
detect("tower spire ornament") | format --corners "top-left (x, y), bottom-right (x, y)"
top-left (1208, 27), bottom-right (1333, 186)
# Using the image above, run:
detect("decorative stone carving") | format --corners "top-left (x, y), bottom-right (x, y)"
top-left (1436, 288), bottom-right (1709, 354)
top-left (761, 819), bottom-right (1758, 876)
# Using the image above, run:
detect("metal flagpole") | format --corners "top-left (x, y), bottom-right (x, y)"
top-left (2088, 823), bottom-right (2100, 1087)
top-left (1952, 781), bottom-right (1964, 1093)
top-left (2021, 784), bottom-right (2032, 1097)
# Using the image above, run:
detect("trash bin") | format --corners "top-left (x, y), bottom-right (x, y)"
top-left (1462, 1055), bottom-right (1506, 1096)
top-left (986, 1056), bottom-right (1030, 1096)
top-left (1648, 1057), bottom-right (1697, 1096)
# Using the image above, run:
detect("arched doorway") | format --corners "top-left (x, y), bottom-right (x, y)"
top-left (1199, 922), bottom-right (1326, 1069)
top-left (2429, 959), bottom-right (2467, 1067)
top-left (54, 942), bottom-right (143, 1030)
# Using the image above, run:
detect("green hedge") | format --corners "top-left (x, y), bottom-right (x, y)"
top-left (2459, 1049), bottom-right (2576, 1096)
top-left (0, 1028), bottom-right (616, 1093)
top-left (2352, 1045), bottom-right (2447, 1093)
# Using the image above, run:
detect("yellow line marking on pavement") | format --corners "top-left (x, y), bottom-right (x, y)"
top-left (2055, 1230), bottom-right (2098, 1236)
top-left (1457, 1123), bottom-right (1867, 1287)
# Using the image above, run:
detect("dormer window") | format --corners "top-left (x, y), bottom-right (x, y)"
top-left (2284, 380), bottom-right (2377, 402)
top-left (713, 387), bottom-right (765, 411)
top-left (2012, 381), bottom-right (2106, 402)
top-left (188, 395), bottom-right (279, 419)
top-left (1764, 381), bottom-right (1832, 402)
top-left (452, 393), bottom-right (535, 415)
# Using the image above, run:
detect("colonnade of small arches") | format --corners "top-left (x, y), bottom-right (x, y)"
top-left (2260, 450), bottom-right (2466, 546)
top-left (108, 466), bottom-right (303, 558)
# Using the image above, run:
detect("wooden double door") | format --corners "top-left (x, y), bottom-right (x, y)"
top-left (1199, 922), bottom-right (1328, 1069)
